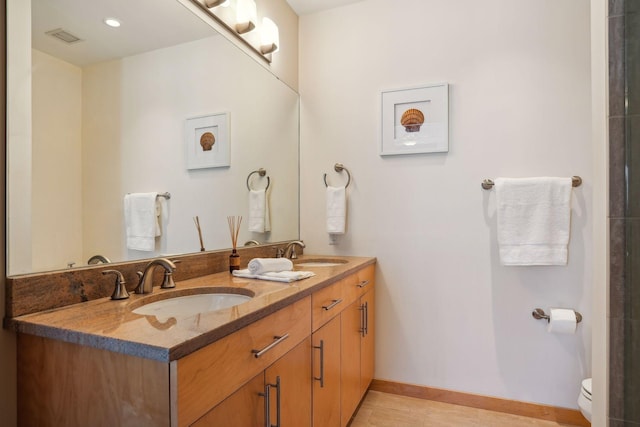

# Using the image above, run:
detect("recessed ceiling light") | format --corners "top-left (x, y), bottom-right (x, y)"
top-left (104, 18), bottom-right (121, 28)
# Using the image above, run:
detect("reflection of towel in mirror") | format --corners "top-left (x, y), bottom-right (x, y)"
top-left (248, 189), bottom-right (271, 233)
top-left (326, 186), bottom-right (346, 234)
top-left (124, 192), bottom-right (160, 251)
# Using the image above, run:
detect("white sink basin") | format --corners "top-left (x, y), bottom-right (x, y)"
top-left (133, 293), bottom-right (252, 318)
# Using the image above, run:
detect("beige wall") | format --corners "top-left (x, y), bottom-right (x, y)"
top-left (299, 0), bottom-right (593, 409)
top-left (31, 50), bottom-right (83, 271)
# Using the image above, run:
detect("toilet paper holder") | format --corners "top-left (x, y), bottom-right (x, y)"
top-left (532, 308), bottom-right (582, 323)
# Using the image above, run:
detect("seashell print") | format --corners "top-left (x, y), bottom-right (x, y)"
top-left (400, 108), bottom-right (425, 132)
top-left (200, 132), bottom-right (215, 151)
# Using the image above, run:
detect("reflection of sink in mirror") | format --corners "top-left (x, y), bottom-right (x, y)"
top-left (132, 293), bottom-right (253, 318)
top-left (296, 259), bottom-right (349, 267)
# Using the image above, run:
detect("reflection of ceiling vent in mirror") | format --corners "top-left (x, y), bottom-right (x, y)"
top-left (45, 28), bottom-right (83, 44)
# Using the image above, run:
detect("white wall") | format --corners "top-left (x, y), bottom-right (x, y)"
top-left (590, 0), bottom-right (608, 424)
top-left (299, 0), bottom-right (592, 409)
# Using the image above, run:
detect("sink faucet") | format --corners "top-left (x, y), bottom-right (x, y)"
top-left (88, 254), bottom-right (111, 265)
top-left (135, 258), bottom-right (177, 294)
top-left (283, 240), bottom-right (305, 259)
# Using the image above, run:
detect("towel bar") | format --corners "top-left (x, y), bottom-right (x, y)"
top-left (481, 176), bottom-right (582, 190)
top-left (323, 163), bottom-right (351, 188)
top-left (532, 308), bottom-right (583, 323)
top-left (247, 168), bottom-right (270, 191)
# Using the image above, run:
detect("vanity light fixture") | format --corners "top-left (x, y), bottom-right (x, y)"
top-left (260, 17), bottom-right (279, 54)
top-left (103, 17), bottom-right (121, 28)
top-left (235, 0), bottom-right (257, 34)
top-left (204, 0), bottom-right (229, 7)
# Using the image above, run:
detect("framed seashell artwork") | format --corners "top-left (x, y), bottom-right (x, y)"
top-left (380, 83), bottom-right (449, 156)
top-left (185, 112), bottom-right (230, 169)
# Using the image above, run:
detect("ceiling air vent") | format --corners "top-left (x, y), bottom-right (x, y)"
top-left (45, 28), bottom-right (83, 44)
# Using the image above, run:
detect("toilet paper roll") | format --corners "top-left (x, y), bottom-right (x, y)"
top-left (547, 308), bottom-right (577, 334)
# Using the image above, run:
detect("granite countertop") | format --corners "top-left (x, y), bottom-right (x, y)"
top-left (6, 255), bottom-right (375, 362)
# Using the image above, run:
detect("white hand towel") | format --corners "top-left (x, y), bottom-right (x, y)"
top-left (248, 189), bottom-right (271, 233)
top-left (495, 177), bottom-right (572, 266)
top-left (232, 269), bottom-right (315, 283)
top-left (248, 258), bottom-right (293, 275)
top-left (124, 192), bottom-right (160, 252)
top-left (326, 186), bottom-right (346, 234)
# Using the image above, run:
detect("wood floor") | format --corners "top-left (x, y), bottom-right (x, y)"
top-left (351, 391), bottom-right (586, 427)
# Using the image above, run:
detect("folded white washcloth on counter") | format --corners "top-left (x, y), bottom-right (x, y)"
top-left (248, 258), bottom-right (293, 275)
top-left (232, 269), bottom-right (315, 283)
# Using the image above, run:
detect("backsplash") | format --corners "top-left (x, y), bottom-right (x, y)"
top-left (4, 242), bottom-right (298, 319)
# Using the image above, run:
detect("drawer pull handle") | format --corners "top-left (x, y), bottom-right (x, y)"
top-left (322, 298), bottom-right (343, 311)
top-left (357, 280), bottom-right (370, 288)
top-left (252, 334), bottom-right (290, 358)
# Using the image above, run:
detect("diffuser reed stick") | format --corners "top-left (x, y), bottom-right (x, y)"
top-left (227, 216), bottom-right (242, 272)
top-left (193, 216), bottom-right (205, 251)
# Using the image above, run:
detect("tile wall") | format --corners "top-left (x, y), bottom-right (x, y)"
top-left (609, 0), bottom-right (640, 425)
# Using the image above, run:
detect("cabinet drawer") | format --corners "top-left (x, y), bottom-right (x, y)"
top-left (312, 280), bottom-right (344, 332)
top-left (342, 264), bottom-right (375, 307)
top-left (174, 296), bottom-right (311, 426)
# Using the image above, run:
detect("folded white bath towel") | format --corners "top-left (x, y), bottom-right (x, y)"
top-left (326, 186), bottom-right (346, 234)
top-left (248, 258), bottom-right (293, 275)
top-left (232, 269), bottom-right (315, 283)
top-left (495, 177), bottom-right (572, 266)
top-left (124, 192), bottom-right (160, 252)
top-left (248, 189), bottom-right (271, 233)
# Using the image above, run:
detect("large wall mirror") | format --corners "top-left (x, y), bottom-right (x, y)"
top-left (7, 0), bottom-right (300, 275)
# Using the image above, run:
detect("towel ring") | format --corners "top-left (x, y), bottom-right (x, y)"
top-left (247, 168), bottom-right (270, 191)
top-left (323, 163), bottom-right (351, 188)
top-left (481, 176), bottom-right (582, 190)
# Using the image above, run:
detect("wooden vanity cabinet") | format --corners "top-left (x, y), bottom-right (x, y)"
top-left (312, 315), bottom-right (342, 427)
top-left (175, 297), bottom-right (311, 426)
top-left (310, 264), bottom-right (375, 427)
top-left (193, 337), bottom-right (312, 426)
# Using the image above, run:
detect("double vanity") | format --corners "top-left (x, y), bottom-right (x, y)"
top-left (5, 251), bottom-right (376, 426)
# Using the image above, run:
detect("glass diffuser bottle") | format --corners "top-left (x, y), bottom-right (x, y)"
top-left (227, 216), bottom-right (242, 273)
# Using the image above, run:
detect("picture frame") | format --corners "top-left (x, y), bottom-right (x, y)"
top-left (380, 83), bottom-right (449, 156)
top-left (185, 113), bottom-right (230, 169)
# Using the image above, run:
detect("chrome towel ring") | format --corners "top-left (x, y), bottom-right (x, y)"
top-left (323, 163), bottom-right (351, 188)
top-left (247, 168), bottom-right (270, 191)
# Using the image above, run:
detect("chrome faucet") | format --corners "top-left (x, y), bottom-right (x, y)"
top-left (283, 240), bottom-right (305, 259)
top-left (135, 258), bottom-right (177, 294)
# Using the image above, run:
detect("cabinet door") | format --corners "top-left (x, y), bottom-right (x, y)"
top-left (192, 373), bottom-right (265, 427)
top-left (340, 300), bottom-right (362, 427)
top-left (266, 337), bottom-right (312, 427)
top-left (312, 315), bottom-right (341, 427)
top-left (360, 289), bottom-right (375, 396)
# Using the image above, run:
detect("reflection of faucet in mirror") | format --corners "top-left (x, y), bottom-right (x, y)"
top-left (283, 240), bottom-right (305, 259)
top-left (143, 316), bottom-right (177, 331)
top-left (135, 258), bottom-right (177, 294)
top-left (88, 255), bottom-right (111, 265)
top-left (244, 240), bottom-right (261, 246)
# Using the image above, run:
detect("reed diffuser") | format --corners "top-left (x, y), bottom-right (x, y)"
top-left (227, 215), bottom-right (242, 273)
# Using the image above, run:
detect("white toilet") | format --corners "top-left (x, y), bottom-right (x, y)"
top-left (577, 378), bottom-right (592, 422)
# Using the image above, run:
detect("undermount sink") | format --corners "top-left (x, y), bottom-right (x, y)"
top-left (132, 292), bottom-right (253, 318)
top-left (296, 258), bottom-right (349, 267)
